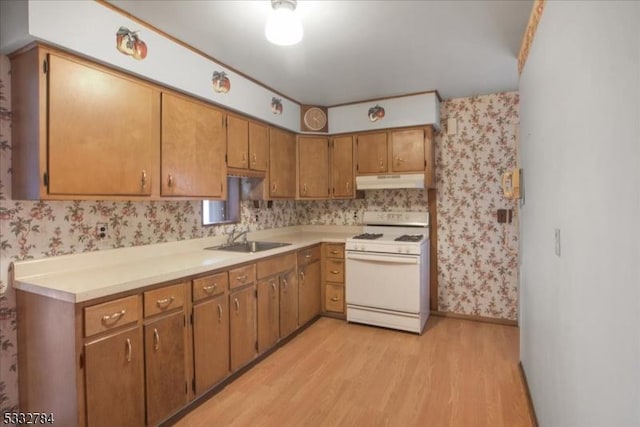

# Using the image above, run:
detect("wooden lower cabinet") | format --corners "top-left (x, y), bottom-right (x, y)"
top-left (192, 294), bottom-right (229, 395)
top-left (298, 259), bottom-right (321, 325)
top-left (144, 310), bottom-right (188, 426)
top-left (322, 243), bottom-right (346, 317)
top-left (279, 269), bottom-right (299, 338)
top-left (257, 277), bottom-right (280, 352)
top-left (84, 326), bottom-right (145, 427)
top-left (230, 284), bottom-right (257, 371)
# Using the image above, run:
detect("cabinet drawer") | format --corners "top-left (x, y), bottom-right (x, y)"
top-left (257, 253), bottom-right (296, 280)
top-left (325, 259), bottom-right (345, 283)
top-left (193, 272), bottom-right (228, 302)
top-left (324, 243), bottom-right (344, 259)
top-left (325, 285), bottom-right (344, 314)
top-left (229, 264), bottom-right (256, 289)
top-left (297, 245), bottom-right (321, 266)
top-left (144, 283), bottom-right (185, 317)
top-left (84, 295), bottom-right (140, 337)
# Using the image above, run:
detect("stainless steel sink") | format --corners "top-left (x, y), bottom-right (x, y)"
top-left (205, 241), bottom-right (291, 253)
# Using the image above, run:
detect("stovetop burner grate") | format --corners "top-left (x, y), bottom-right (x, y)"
top-left (394, 234), bottom-right (424, 242)
top-left (352, 233), bottom-right (384, 240)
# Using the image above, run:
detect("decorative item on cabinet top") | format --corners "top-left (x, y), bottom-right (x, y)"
top-left (212, 71), bottom-right (231, 93)
top-left (115, 26), bottom-right (147, 60)
top-left (271, 97), bottom-right (283, 115)
top-left (367, 104), bottom-right (385, 122)
top-left (301, 105), bottom-right (329, 133)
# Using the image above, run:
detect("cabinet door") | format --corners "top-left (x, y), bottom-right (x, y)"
top-left (230, 285), bottom-right (257, 371)
top-left (161, 93), bottom-right (226, 197)
top-left (48, 54), bottom-right (157, 196)
top-left (227, 115), bottom-right (249, 169)
top-left (257, 277), bottom-right (280, 353)
top-left (298, 260), bottom-right (321, 326)
top-left (85, 327), bottom-right (145, 427)
top-left (298, 136), bottom-right (330, 198)
top-left (356, 132), bottom-right (388, 174)
top-left (331, 135), bottom-right (354, 198)
top-left (144, 311), bottom-right (188, 426)
top-left (390, 129), bottom-right (426, 172)
top-left (279, 269), bottom-right (299, 338)
top-left (193, 294), bottom-right (229, 395)
top-left (269, 128), bottom-right (296, 198)
top-left (249, 122), bottom-right (269, 172)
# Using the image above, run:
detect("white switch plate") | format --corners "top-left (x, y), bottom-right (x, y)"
top-left (554, 229), bottom-right (561, 256)
top-left (447, 118), bottom-right (457, 135)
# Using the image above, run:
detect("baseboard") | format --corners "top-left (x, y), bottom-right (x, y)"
top-left (430, 310), bottom-right (518, 326)
top-left (519, 361), bottom-right (539, 427)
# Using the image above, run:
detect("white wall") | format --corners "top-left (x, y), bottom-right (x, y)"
top-left (519, 2), bottom-right (640, 426)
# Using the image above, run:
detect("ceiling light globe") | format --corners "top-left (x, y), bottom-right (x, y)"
top-left (265, 4), bottom-right (303, 46)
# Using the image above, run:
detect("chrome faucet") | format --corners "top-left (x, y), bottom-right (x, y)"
top-left (227, 227), bottom-right (249, 245)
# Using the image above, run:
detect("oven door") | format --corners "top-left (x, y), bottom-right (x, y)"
top-left (346, 251), bottom-right (422, 313)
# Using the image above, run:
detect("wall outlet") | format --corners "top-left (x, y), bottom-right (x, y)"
top-left (96, 222), bottom-right (109, 240)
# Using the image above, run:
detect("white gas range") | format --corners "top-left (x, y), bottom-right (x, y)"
top-left (345, 211), bottom-right (430, 334)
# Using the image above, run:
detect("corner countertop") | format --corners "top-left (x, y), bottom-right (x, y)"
top-left (11, 225), bottom-right (361, 304)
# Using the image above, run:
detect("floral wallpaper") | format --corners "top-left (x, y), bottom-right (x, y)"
top-left (0, 50), bottom-right (519, 411)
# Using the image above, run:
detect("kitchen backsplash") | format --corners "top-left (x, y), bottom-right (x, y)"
top-left (0, 54), bottom-right (519, 411)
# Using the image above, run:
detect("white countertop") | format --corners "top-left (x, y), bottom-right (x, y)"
top-left (11, 225), bottom-right (360, 303)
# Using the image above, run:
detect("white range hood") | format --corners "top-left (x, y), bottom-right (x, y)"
top-left (356, 174), bottom-right (425, 190)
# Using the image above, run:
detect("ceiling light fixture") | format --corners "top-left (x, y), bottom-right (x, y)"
top-left (265, 0), bottom-right (303, 46)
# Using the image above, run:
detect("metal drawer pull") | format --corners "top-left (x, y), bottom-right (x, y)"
top-left (234, 298), bottom-right (240, 312)
top-left (304, 254), bottom-right (312, 259)
top-left (217, 304), bottom-right (223, 321)
top-left (153, 328), bottom-right (160, 351)
top-left (125, 338), bottom-right (132, 362)
top-left (236, 274), bottom-right (248, 282)
top-left (156, 296), bottom-right (174, 308)
top-left (330, 297), bottom-right (340, 302)
top-left (101, 309), bottom-right (126, 325)
top-left (203, 284), bottom-right (217, 294)
top-left (330, 250), bottom-right (339, 255)
top-left (330, 270), bottom-right (340, 274)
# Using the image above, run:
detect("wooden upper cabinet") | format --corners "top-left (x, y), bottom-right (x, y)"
top-left (227, 115), bottom-right (249, 170)
top-left (356, 132), bottom-right (388, 174)
top-left (45, 52), bottom-right (159, 197)
top-left (390, 128), bottom-right (426, 173)
top-left (331, 135), bottom-right (355, 198)
top-left (161, 92), bottom-right (226, 198)
top-left (249, 122), bottom-right (269, 172)
top-left (298, 136), bottom-right (330, 199)
top-left (424, 127), bottom-right (436, 188)
top-left (269, 128), bottom-right (296, 198)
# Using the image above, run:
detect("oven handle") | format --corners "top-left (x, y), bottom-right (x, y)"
top-left (346, 252), bottom-right (418, 264)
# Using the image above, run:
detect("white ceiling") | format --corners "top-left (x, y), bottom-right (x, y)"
top-left (108, 0), bottom-right (532, 105)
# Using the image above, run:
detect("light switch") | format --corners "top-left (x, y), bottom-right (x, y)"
top-left (554, 229), bottom-right (561, 256)
top-left (447, 118), bottom-right (457, 135)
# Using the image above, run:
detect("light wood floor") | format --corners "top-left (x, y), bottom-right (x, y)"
top-left (174, 317), bottom-right (533, 427)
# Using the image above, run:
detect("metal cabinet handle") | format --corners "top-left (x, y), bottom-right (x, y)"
top-left (203, 284), bottom-right (217, 294)
top-left (379, 160), bottom-right (384, 169)
top-left (271, 183), bottom-right (277, 193)
top-left (102, 309), bottom-right (126, 325)
top-left (305, 254), bottom-right (312, 259)
top-left (396, 156), bottom-right (405, 163)
top-left (125, 338), bottom-right (132, 362)
top-left (236, 275), bottom-right (248, 282)
top-left (346, 181), bottom-right (350, 191)
top-left (217, 304), bottom-right (223, 322)
top-left (156, 296), bottom-right (174, 308)
top-left (300, 270), bottom-right (305, 281)
top-left (271, 281), bottom-right (277, 294)
top-left (153, 328), bottom-right (160, 351)
top-left (242, 152), bottom-right (246, 162)
top-left (140, 170), bottom-right (147, 189)
top-left (302, 183), bottom-right (307, 194)
top-left (252, 153), bottom-right (257, 164)
top-left (330, 270), bottom-right (340, 274)
top-left (330, 250), bottom-right (339, 255)
top-left (234, 298), bottom-right (240, 313)
top-left (167, 174), bottom-right (174, 187)
top-left (282, 278), bottom-right (288, 289)
top-left (330, 297), bottom-right (340, 302)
